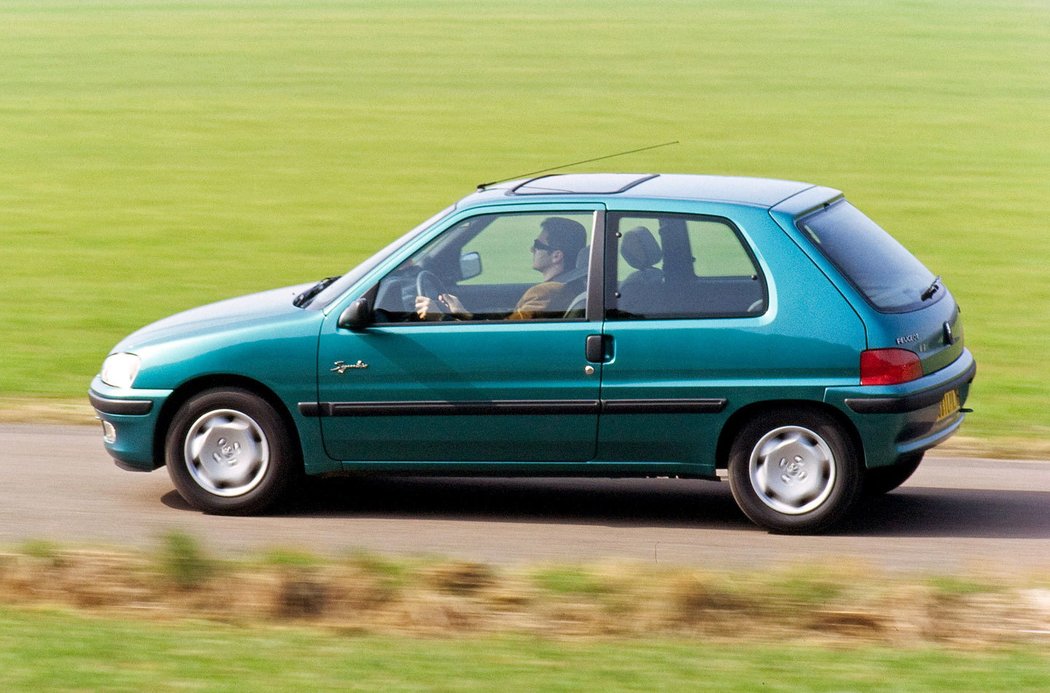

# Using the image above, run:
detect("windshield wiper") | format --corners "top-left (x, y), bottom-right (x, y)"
top-left (920, 275), bottom-right (942, 302)
top-left (293, 276), bottom-right (340, 308)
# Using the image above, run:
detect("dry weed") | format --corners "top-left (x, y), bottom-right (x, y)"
top-left (1, 542), bottom-right (1047, 647)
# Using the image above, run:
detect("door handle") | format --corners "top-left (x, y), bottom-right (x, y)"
top-left (585, 334), bottom-right (608, 363)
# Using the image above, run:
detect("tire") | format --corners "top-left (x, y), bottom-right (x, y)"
top-left (863, 452), bottom-right (923, 497)
top-left (727, 409), bottom-right (861, 534)
top-left (165, 388), bottom-right (299, 514)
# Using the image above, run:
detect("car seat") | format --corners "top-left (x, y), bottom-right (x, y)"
top-left (617, 226), bottom-right (663, 316)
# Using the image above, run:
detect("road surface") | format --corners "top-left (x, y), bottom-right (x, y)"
top-left (3, 424), bottom-right (1048, 572)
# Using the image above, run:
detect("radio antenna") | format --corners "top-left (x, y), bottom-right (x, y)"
top-left (477, 140), bottom-right (679, 190)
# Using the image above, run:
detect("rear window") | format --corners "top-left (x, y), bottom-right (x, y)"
top-left (797, 200), bottom-right (937, 313)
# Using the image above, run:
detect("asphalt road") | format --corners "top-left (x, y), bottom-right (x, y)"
top-left (3, 423), bottom-right (1048, 573)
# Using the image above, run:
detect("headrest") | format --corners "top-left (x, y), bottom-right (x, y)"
top-left (576, 245), bottom-right (590, 269)
top-left (620, 226), bottom-right (662, 270)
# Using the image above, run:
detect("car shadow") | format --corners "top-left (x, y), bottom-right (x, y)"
top-left (289, 476), bottom-right (752, 529)
top-left (835, 486), bottom-right (1050, 539)
top-left (163, 476), bottom-right (1050, 539)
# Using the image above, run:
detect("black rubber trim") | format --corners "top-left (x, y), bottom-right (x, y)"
top-left (301, 400), bottom-right (600, 417)
top-left (89, 391), bottom-right (153, 416)
top-left (845, 361), bottom-right (977, 414)
top-left (299, 398), bottom-right (726, 418)
top-left (298, 402), bottom-right (326, 417)
top-left (601, 398), bottom-right (727, 414)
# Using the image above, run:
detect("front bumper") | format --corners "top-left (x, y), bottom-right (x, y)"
top-left (826, 349), bottom-right (976, 468)
top-left (89, 377), bottom-right (173, 471)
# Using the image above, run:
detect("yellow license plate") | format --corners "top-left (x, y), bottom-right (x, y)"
top-left (937, 389), bottom-right (961, 420)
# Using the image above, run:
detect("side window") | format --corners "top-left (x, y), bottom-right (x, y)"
top-left (373, 212), bottom-right (593, 323)
top-left (608, 213), bottom-right (766, 319)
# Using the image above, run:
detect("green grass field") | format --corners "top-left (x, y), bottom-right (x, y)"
top-left (2, 1), bottom-right (1048, 441)
top-left (2, 608), bottom-right (1048, 691)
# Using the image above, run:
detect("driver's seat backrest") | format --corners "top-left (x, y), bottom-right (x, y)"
top-left (560, 245), bottom-right (591, 318)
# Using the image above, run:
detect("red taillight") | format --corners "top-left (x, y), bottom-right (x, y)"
top-left (860, 349), bottom-right (924, 385)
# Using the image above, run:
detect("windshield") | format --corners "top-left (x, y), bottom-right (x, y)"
top-left (302, 205), bottom-right (456, 309)
top-left (797, 200), bottom-right (938, 313)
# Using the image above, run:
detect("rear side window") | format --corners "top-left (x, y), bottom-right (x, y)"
top-left (607, 213), bottom-right (766, 319)
top-left (797, 201), bottom-right (937, 313)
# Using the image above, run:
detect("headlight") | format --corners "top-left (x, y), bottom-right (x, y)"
top-left (100, 353), bottom-right (141, 389)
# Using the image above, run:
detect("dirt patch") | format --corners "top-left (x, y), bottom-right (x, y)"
top-left (936, 435), bottom-right (1050, 461)
top-left (2, 540), bottom-right (1048, 647)
top-left (0, 398), bottom-right (97, 425)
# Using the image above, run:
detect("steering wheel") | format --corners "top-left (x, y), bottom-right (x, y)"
top-left (415, 270), bottom-right (448, 301)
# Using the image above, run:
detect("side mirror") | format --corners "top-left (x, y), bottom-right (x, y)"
top-left (338, 298), bottom-right (372, 331)
top-left (460, 251), bottom-right (482, 281)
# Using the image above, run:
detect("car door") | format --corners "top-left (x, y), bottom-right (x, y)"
top-left (316, 206), bottom-right (604, 464)
top-left (594, 210), bottom-right (863, 469)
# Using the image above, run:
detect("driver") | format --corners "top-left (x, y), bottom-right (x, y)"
top-left (415, 217), bottom-right (587, 321)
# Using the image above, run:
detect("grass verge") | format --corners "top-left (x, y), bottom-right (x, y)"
top-left (4, 535), bottom-right (1049, 688)
top-left (2, 536), bottom-right (1049, 649)
top-left (2, 606), bottom-right (1049, 691)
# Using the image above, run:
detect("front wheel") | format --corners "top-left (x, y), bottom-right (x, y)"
top-left (165, 388), bottom-right (299, 514)
top-left (727, 410), bottom-right (861, 534)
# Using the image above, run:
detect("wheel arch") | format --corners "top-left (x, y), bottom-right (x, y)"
top-left (153, 375), bottom-right (303, 470)
top-left (715, 400), bottom-right (864, 470)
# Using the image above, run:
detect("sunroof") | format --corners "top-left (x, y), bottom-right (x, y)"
top-left (511, 173), bottom-right (658, 195)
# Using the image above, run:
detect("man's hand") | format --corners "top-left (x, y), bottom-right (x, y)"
top-left (415, 293), bottom-right (468, 320)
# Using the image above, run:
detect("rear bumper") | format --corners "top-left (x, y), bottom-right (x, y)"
top-left (827, 349), bottom-right (976, 468)
top-left (843, 358), bottom-right (976, 414)
top-left (88, 378), bottom-right (172, 471)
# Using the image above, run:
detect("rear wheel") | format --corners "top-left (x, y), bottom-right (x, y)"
top-left (165, 388), bottom-right (298, 514)
top-left (728, 409), bottom-right (861, 534)
top-left (864, 452), bottom-right (923, 496)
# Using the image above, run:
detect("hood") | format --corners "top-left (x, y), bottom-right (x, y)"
top-left (114, 282), bottom-right (315, 352)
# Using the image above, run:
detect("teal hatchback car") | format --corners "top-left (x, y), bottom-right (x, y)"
top-left (90, 173), bottom-right (975, 533)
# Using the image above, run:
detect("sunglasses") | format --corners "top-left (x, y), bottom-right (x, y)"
top-left (531, 238), bottom-right (554, 253)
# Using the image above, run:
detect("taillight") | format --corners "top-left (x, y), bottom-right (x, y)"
top-left (860, 349), bottom-right (923, 385)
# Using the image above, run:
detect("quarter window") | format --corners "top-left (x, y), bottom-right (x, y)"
top-left (607, 213), bottom-right (765, 319)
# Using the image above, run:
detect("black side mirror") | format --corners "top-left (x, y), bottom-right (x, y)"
top-left (338, 298), bottom-right (372, 331)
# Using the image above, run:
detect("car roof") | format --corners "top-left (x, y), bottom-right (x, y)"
top-left (466, 173), bottom-right (838, 211)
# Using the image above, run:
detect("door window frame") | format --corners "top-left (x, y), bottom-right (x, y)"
top-left (603, 211), bottom-right (768, 321)
top-left (367, 207), bottom-right (607, 326)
